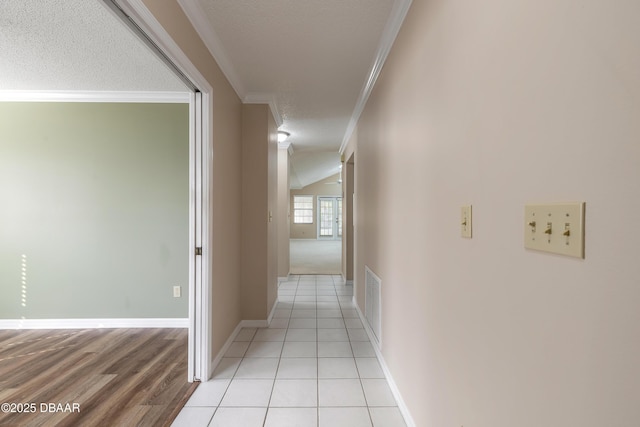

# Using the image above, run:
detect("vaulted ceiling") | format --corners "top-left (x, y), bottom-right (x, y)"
top-left (0, 0), bottom-right (411, 188)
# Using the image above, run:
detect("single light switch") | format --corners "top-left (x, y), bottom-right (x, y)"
top-left (524, 202), bottom-right (585, 258)
top-left (461, 205), bottom-right (472, 238)
top-left (173, 286), bottom-right (181, 298)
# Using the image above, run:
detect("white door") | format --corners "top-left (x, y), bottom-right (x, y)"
top-left (318, 197), bottom-right (342, 240)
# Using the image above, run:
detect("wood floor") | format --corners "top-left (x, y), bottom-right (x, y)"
top-left (0, 328), bottom-right (196, 427)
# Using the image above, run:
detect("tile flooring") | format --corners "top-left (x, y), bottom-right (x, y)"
top-left (171, 275), bottom-right (407, 427)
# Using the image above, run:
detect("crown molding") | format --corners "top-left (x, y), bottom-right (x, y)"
top-left (0, 90), bottom-right (190, 103)
top-left (177, 0), bottom-right (246, 98)
top-left (339, 0), bottom-right (413, 154)
top-left (244, 92), bottom-right (284, 128)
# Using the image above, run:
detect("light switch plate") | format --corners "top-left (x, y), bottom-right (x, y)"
top-left (461, 205), bottom-right (472, 238)
top-left (524, 202), bottom-right (585, 258)
top-left (173, 286), bottom-right (181, 298)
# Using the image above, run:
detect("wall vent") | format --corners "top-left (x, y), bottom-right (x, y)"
top-left (365, 266), bottom-right (382, 347)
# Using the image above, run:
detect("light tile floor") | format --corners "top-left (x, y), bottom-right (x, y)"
top-left (172, 275), bottom-right (407, 427)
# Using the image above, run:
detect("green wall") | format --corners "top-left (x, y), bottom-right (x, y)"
top-left (0, 102), bottom-right (189, 319)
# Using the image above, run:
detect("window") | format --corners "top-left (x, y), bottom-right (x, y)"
top-left (293, 195), bottom-right (313, 224)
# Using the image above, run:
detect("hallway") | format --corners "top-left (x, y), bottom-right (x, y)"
top-left (171, 275), bottom-right (406, 427)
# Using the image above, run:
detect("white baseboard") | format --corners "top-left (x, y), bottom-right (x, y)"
top-left (0, 90), bottom-right (190, 103)
top-left (208, 318), bottom-right (270, 380)
top-left (267, 299), bottom-right (279, 325)
top-left (340, 272), bottom-right (354, 285)
top-left (278, 276), bottom-right (290, 284)
top-left (0, 318), bottom-right (189, 329)
top-left (239, 319), bottom-right (269, 328)
top-left (353, 303), bottom-right (416, 427)
top-left (209, 322), bottom-right (244, 379)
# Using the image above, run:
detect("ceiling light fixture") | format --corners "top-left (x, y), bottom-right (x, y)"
top-left (277, 131), bottom-right (290, 143)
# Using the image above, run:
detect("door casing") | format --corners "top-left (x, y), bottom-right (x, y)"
top-left (114, 0), bottom-right (214, 382)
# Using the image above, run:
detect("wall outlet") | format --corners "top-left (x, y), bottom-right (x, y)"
top-left (173, 286), bottom-right (181, 298)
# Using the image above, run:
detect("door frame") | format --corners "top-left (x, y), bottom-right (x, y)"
top-left (114, 0), bottom-right (214, 382)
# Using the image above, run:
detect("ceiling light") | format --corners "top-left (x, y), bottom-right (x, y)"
top-left (277, 131), bottom-right (290, 143)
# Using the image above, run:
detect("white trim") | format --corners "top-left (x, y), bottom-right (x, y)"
top-left (176, 0), bottom-right (246, 98)
top-left (244, 92), bottom-right (283, 128)
top-left (0, 318), bottom-right (189, 330)
top-left (240, 320), bottom-right (269, 328)
top-left (118, 0), bottom-right (215, 383)
top-left (210, 322), bottom-right (243, 377)
top-left (278, 276), bottom-right (290, 284)
top-left (267, 299), bottom-right (279, 325)
top-left (0, 90), bottom-right (190, 103)
top-left (187, 93), bottom-right (197, 383)
top-left (278, 141), bottom-right (293, 152)
top-left (200, 91), bottom-right (214, 382)
top-left (209, 319), bottom-right (271, 378)
top-left (353, 303), bottom-right (416, 427)
top-left (339, 0), bottom-right (413, 154)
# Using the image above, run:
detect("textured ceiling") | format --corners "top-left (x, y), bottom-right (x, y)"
top-left (0, 0), bottom-right (186, 92)
top-left (186, 0), bottom-right (400, 187)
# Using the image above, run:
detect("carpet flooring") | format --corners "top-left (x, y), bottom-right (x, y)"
top-left (289, 239), bottom-right (342, 275)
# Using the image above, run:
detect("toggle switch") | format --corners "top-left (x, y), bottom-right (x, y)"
top-left (461, 205), bottom-right (472, 238)
top-left (524, 202), bottom-right (585, 258)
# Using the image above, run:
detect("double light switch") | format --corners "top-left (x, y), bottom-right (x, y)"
top-left (524, 202), bottom-right (585, 258)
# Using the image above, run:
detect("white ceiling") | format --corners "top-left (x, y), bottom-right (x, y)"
top-left (0, 0), bottom-right (411, 188)
top-left (181, 0), bottom-right (409, 187)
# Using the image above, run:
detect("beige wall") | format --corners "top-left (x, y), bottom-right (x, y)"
top-left (277, 147), bottom-right (291, 279)
top-left (290, 173), bottom-right (342, 239)
top-left (346, 0), bottom-right (640, 425)
top-left (241, 104), bottom-right (278, 320)
top-left (144, 0), bottom-right (243, 358)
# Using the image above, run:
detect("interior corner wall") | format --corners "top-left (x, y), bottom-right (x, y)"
top-left (143, 0), bottom-right (243, 357)
top-left (0, 102), bottom-right (189, 319)
top-left (290, 173), bottom-right (342, 239)
top-left (277, 148), bottom-right (291, 278)
top-left (240, 104), bottom-right (278, 320)
top-left (353, 0), bottom-right (640, 426)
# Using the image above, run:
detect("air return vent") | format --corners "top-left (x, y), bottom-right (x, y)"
top-left (365, 266), bottom-right (382, 347)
